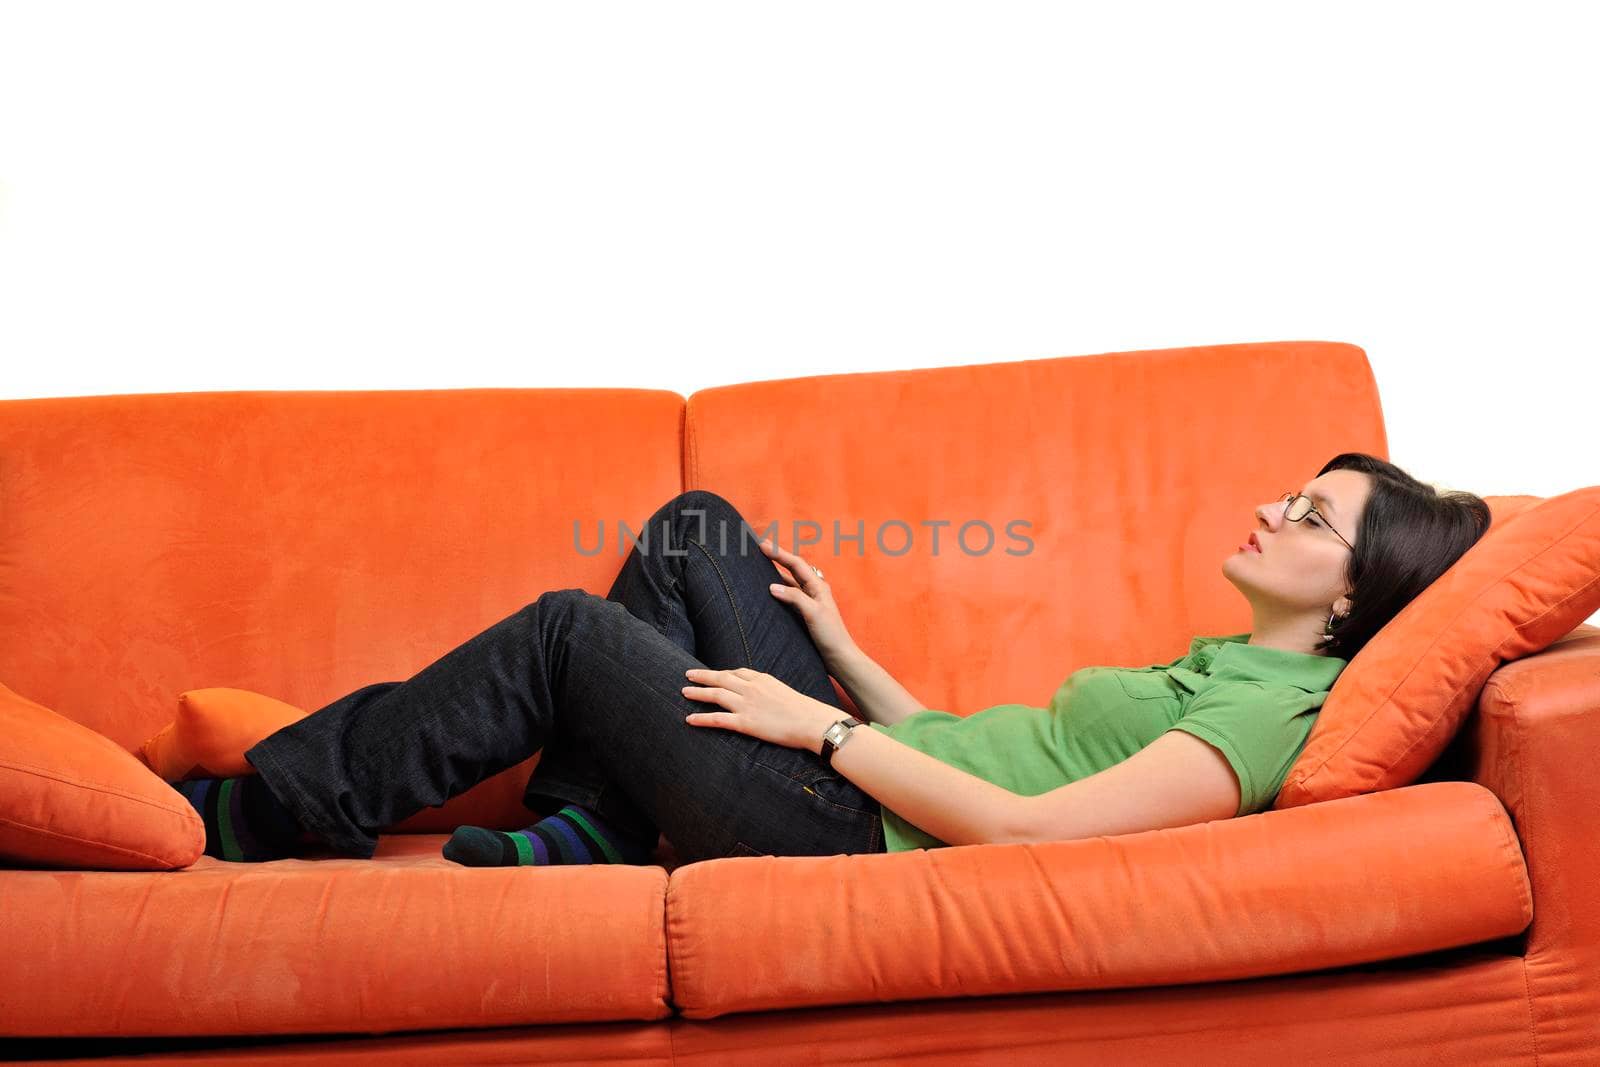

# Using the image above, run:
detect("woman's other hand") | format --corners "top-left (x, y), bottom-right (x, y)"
top-left (759, 537), bottom-right (857, 665)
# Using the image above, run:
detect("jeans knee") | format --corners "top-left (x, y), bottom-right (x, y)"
top-left (674, 489), bottom-right (754, 547)
top-left (527, 587), bottom-right (596, 622)
top-left (676, 488), bottom-right (737, 519)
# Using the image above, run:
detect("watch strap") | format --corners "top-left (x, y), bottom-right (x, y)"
top-left (820, 716), bottom-right (865, 766)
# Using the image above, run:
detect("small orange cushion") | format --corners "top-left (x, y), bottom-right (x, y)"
top-left (140, 688), bottom-right (306, 780)
top-left (1276, 485), bottom-right (1600, 808)
top-left (0, 680), bottom-right (204, 870)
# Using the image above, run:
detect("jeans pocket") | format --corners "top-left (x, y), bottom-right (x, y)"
top-left (800, 765), bottom-right (880, 818)
top-left (726, 839), bottom-right (769, 858)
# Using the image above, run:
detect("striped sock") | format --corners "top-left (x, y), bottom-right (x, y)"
top-left (173, 774), bottom-right (307, 862)
top-left (442, 803), bottom-right (656, 867)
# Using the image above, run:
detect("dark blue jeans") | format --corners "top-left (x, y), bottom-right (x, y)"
top-left (243, 489), bottom-right (887, 865)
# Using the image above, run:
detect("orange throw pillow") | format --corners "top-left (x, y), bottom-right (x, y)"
top-left (0, 680), bottom-right (204, 870)
top-left (1276, 485), bottom-right (1600, 808)
top-left (141, 688), bottom-right (306, 780)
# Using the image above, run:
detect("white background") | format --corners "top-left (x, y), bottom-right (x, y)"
top-left (1, 5), bottom-right (1594, 531)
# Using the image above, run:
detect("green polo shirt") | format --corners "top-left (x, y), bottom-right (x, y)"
top-left (867, 633), bottom-right (1348, 852)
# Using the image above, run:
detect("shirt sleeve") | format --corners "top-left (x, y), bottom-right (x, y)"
top-left (1163, 682), bottom-right (1322, 817)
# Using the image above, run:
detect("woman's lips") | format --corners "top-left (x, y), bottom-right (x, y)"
top-left (1239, 533), bottom-right (1262, 554)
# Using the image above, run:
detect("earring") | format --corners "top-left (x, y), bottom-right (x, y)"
top-left (1325, 608), bottom-right (1344, 636)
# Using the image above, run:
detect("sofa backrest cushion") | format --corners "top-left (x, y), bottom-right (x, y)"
top-left (684, 341), bottom-right (1387, 714)
top-left (0, 388), bottom-right (684, 832)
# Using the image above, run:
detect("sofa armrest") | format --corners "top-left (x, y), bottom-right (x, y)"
top-left (1455, 625), bottom-right (1600, 1054)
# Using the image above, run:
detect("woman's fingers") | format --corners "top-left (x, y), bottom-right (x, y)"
top-left (758, 535), bottom-right (796, 562)
top-left (758, 538), bottom-right (801, 585)
top-left (684, 666), bottom-right (753, 688)
top-left (759, 536), bottom-right (806, 568)
top-left (682, 667), bottom-right (755, 714)
top-left (760, 538), bottom-right (817, 589)
top-left (769, 582), bottom-right (808, 610)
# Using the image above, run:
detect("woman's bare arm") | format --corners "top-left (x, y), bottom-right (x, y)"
top-left (826, 643), bottom-right (925, 728)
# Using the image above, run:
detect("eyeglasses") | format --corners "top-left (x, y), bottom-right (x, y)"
top-left (1278, 492), bottom-right (1355, 552)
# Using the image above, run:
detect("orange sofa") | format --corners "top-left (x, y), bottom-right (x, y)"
top-left (2, 340), bottom-right (1595, 1064)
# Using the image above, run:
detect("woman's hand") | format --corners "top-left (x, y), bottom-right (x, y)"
top-left (682, 667), bottom-right (840, 753)
top-left (759, 537), bottom-right (856, 665)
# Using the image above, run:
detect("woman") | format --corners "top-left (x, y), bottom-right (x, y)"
top-left (175, 452), bottom-right (1489, 866)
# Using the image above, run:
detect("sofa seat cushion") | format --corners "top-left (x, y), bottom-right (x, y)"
top-left (665, 781), bottom-right (1531, 1020)
top-left (1, 835), bottom-right (672, 1038)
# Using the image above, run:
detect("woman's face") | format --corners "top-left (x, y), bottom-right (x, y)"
top-left (1223, 469), bottom-right (1373, 622)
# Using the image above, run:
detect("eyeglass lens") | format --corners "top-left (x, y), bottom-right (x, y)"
top-left (1282, 492), bottom-right (1314, 522)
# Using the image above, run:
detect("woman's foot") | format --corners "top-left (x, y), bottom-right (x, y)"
top-left (442, 803), bottom-right (657, 866)
top-left (173, 774), bottom-right (307, 862)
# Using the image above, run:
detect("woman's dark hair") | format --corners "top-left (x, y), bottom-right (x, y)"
top-left (1311, 452), bottom-right (1492, 662)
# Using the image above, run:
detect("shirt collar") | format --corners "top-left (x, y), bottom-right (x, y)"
top-left (1184, 632), bottom-right (1347, 692)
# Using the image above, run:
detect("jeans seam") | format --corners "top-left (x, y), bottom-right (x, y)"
top-left (685, 530), bottom-right (845, 803)
top-left (670, 515), bottom-right (885, 832)
top-left (688, 538), bottom-right (753, 665)
top-left (656, 570), bottom-right (679, 640)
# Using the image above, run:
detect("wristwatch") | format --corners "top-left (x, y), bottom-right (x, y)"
top-left (820, 716), bottom-right (865, 766)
